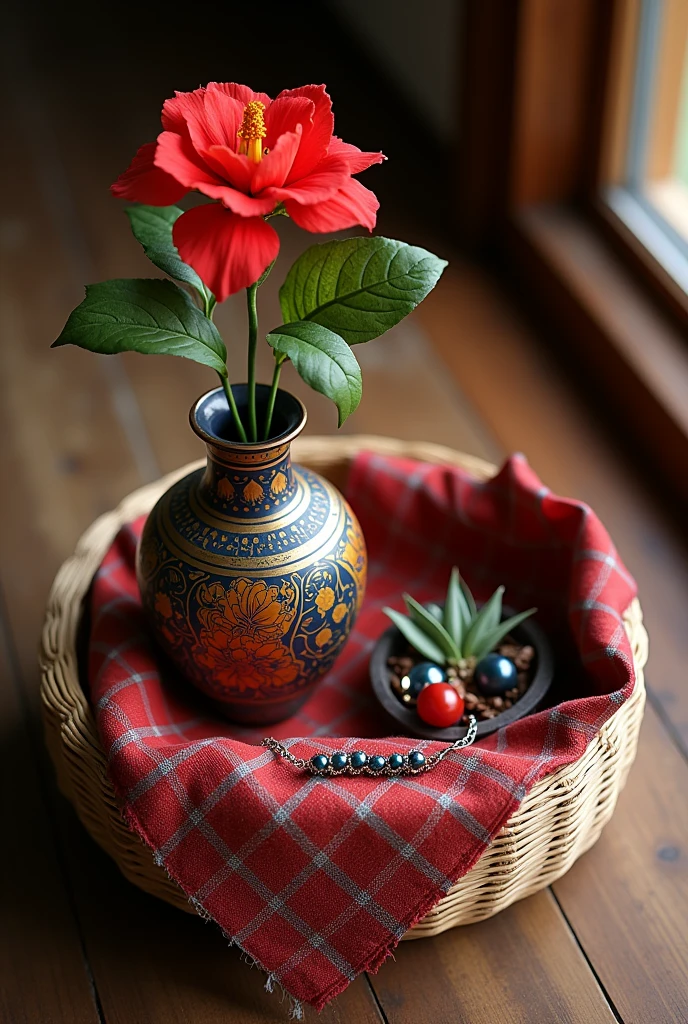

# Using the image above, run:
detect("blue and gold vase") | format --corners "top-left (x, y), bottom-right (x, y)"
top-left (137, 385), bottom-right (367, 724)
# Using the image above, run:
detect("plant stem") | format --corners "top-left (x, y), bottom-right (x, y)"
top-left (263, 357), bottom-right (284, 440)
top-left (204, 290), bottom-right (216, 319)
top-left (246, 282), bottom-right (259, 442)
top-left (220, 375), bottom-right (248, 443)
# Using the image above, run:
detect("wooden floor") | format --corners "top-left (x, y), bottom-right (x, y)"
top-left (2, 3), bottom-right (688, 1022)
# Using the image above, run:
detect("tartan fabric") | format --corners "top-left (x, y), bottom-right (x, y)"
top-left (89, 452), bottom-right (637, 1010)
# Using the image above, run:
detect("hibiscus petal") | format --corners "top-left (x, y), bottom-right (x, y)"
top-left (207, 81), bottom-right (272, 110)
top-left (173, 204), bottom-right (280, 301)
top-left (157, 145), bottom-right (276, 215)
top-left (155, 133), bottom-right (271, 214)
top-left (284, 177), bottom-right (379, 233)
top-left (202, 88), bottom-right (249, 149)
top-left (216, 186), bottom-right (276, 217)
top-left (155, 130), bottom-right (224, 189)
top-left (110, 142), bottom-right (188, 205)
top-left (264, 96), bottom-right (313, 151)
top-left (161, 87), bottom-right (204, 134)
top-left (262, 152), bottom-right (350, 206)
top-left (162, 87), bottom-right (246, 155)
top-left (204, 145), bottom-right (254, 192)
top-left (328, 136), bottom-right (386, 174)
top-left (251, 128), bottom-right (301, 192)
top-left (276, 85), bottom-right (334, 181)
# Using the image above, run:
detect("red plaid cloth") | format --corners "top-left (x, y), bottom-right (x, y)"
top-left (89, 452), bottom-right (637, 1011)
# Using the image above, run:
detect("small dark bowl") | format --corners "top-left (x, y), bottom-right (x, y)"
top-left (369, 608), bottom-right (554, 740)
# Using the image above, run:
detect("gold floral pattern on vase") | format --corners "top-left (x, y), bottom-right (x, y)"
top-left (270, 471), bottom-right (288, 495)
top-left (193, 580), bottom-right (300, 693)
top-left (200, 451), bottom-right (299, 517)
top-left (315, 586), bottom-right (335, 615)
top-left (137, 386), bottom-right (367, 724)
top-left (340, 524), bottom-right (367, 612)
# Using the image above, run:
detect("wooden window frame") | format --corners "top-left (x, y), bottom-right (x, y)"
top-left (456, 0), bottom-right (688, 507)
top-left (597, 0), bottom-right (688, 321)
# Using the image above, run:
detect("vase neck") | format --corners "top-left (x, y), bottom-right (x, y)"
top-left (190, 385), bottom-right (307, 522)
top-left (199, 438), bottom-right (299, 520)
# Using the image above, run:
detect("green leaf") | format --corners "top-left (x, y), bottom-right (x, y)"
top-left (52, 278), bottom-right (228, 377)
top-left (403, 595), bottom-right (461, 663)
top-left (126, 205), bottom-right (214, 310)
top-left (266, 321), bottom-right (362, 426)
top-left (279, 236), bottom-right (448, 345)
top-left (461, 577), bottom-right (478, 619)
top-left (463, 586), bottom-right (505, 658)
top-left (383, 608), bottom-right (447, 665)
top-left (443, 567), bottom-right (471, 654)
top-left (472, 608), bottom-right (538, 661)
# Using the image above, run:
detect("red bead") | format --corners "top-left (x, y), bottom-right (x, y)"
top-left (416, 683), bottom-right (464, 728)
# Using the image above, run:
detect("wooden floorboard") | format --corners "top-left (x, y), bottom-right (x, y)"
top-left (554, 706), bottom-right (688, 1024)
top-left (0, 598), bottom-right (101, 1024)
top-left (371, 891), bottom-right (617, 1024)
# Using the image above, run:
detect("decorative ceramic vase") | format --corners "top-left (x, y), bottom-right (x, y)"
top-left (137, 385), bottom-right (367, 724)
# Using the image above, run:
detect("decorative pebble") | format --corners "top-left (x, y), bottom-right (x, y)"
top-left (416, 681), bottom-right (464, 728)
top-left (514, 645), bottom-right (535, 671)
top-left (330, 752), bottom-right (348, 771)
top-left (405, 661), bottom-right (446, 698)
top-left (369, 754), bottom-right (387, 772)
top-left (349, 751), bottom-right (367, 769)
top-left (388, 753), bottom-right (404, 770)
top-left (408, 750), bottom-right (426, 768)
top-left (311, 754), bottom-right (329, 771)
top-left (474, 653), bottom-right (518, 696)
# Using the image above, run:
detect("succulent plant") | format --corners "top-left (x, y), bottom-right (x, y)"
top-left (383, 568), bottom-right (536, 668)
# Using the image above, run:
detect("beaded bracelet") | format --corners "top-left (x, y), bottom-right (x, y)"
top-left (263, 715), bottom-right (478, 777)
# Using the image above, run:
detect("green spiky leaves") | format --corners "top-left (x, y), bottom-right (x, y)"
top-left (383, 567), bottom-right (536, 665)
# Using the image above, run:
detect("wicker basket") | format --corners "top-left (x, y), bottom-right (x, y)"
top-left (40, 436), bottom-right (647, 937)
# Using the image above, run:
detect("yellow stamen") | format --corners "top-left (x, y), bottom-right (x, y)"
top-left (237, 101), bottom-right (267, 162)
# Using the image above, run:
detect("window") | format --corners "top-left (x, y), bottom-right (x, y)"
top-left (457, 0), bottom-right (688, 502)
top-left (603, 0), bottom-right (688, 296)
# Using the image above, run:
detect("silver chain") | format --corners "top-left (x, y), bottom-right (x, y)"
top-left (262, 715), bottom-right (479, 777)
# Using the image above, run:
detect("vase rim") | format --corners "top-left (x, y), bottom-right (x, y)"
top-left (190, 384), bottom-right (307, 452)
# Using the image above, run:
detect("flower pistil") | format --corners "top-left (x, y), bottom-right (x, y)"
top-left (237, 101), bottom-right (267, 162)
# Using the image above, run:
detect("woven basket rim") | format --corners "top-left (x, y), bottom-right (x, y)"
top-left (39, 435), bottom-right (648, 936)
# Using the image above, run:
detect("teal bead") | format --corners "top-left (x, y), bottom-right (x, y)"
top-left (388, 753), bottom-right (404, 770)
top-left (369, 754), bottom-right (387, 772)
top-left (330, 752), bottom-right (348, 771)
top-left (311, 754), bottom-right (329, 771)
top-left (474, 653), bottom-right (518, 696)
top-left (408, 750), bottom-right (426, 768)
top-left (407, 661), bottom-right (446, 698)
top-left (349, 751), bottom-right (367, 769)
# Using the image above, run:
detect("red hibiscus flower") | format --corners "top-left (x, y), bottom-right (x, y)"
top-left (112, 82), bottom-right (385, 301)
